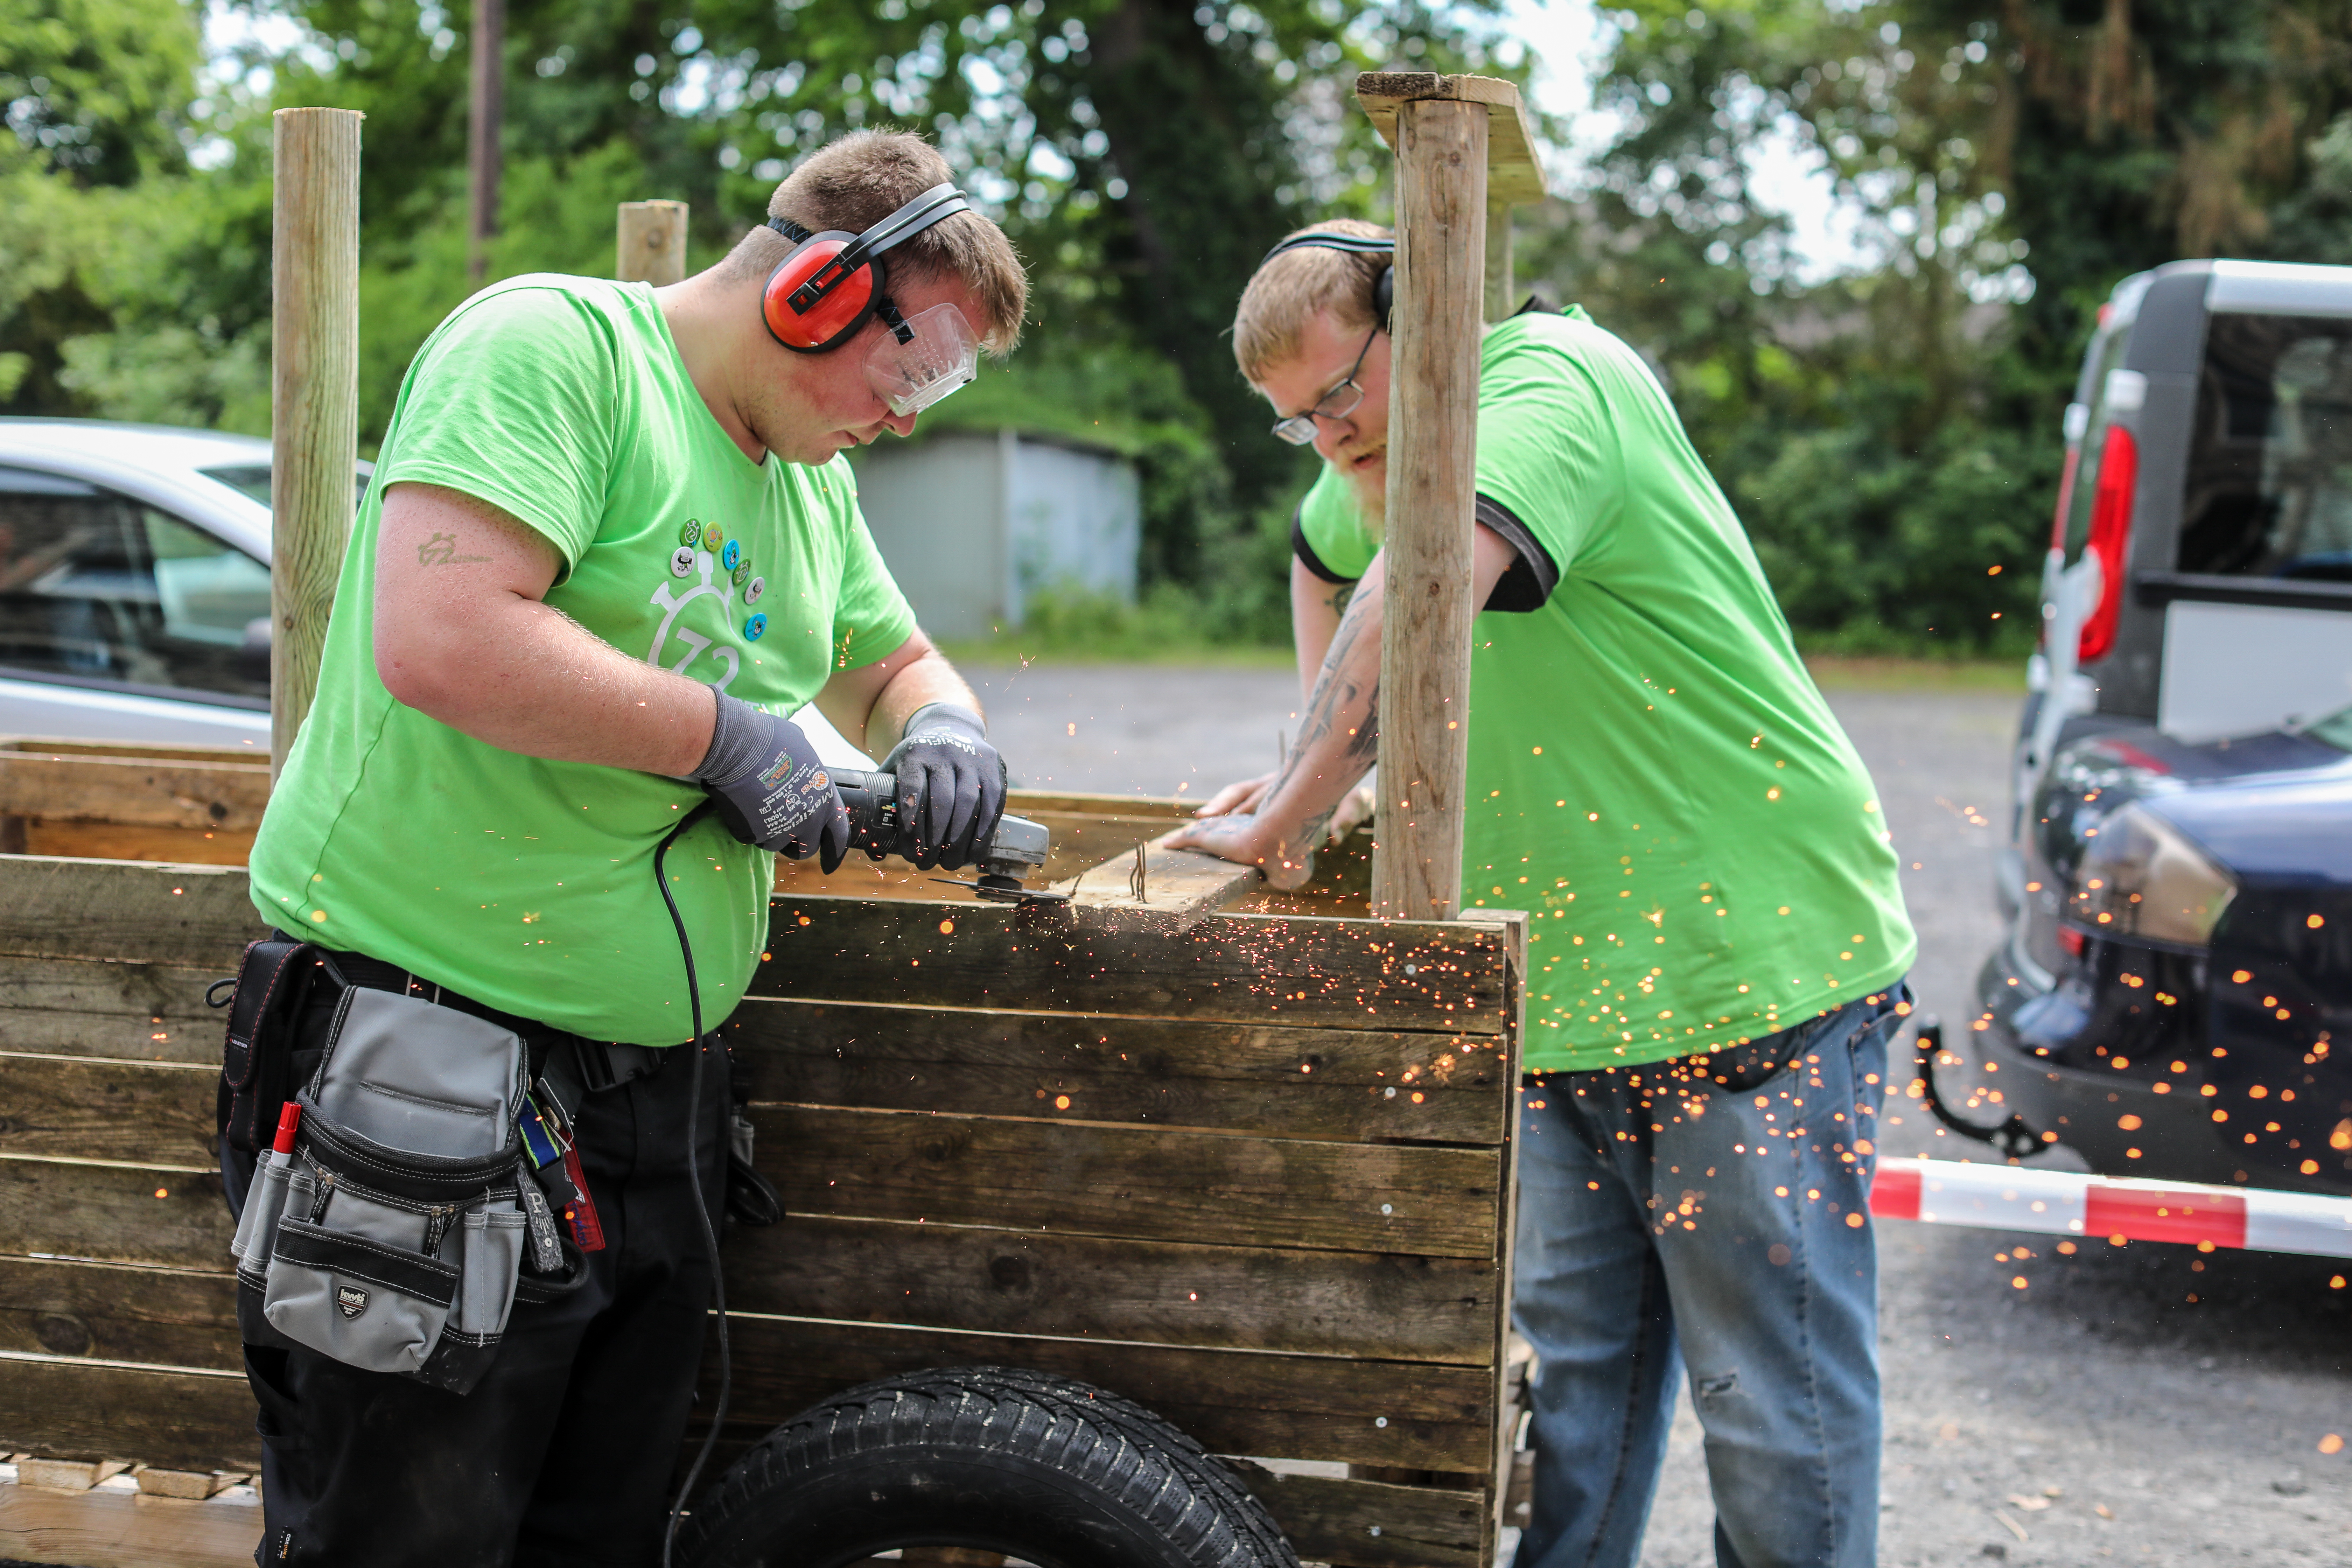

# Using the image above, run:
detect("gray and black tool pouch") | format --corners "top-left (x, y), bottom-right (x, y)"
top-left (234, 985), bottom-right (583, 1394)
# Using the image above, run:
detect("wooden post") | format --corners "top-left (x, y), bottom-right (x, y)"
top-left (1352, 74), bottom-right (1546, 923)
top-left (616, 200), bottom-right (690, 285)
top-left (270, 108), bottom-right (363, 780)
top-left (467, 0), bottom-right (504, 284)
top-left (1484, 199), bottom-right (1514, 322)
top-left (1370, 99), bottom-right (1486, 922)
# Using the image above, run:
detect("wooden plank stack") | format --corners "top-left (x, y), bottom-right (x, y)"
top-left (0, 740), bottom-right (1528, 1567)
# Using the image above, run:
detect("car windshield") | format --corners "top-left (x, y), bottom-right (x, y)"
top-left (2177, 312), bottom-right (2352, 581)
top-left (200, 462), bottom-right (373, 512)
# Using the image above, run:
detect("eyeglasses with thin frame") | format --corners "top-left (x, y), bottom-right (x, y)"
top-left (1269, 326), bottom-right (1380, 446)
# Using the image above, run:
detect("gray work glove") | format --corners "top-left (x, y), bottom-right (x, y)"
top-left (688, 691), bottom-right (852, 872)
top-left (880, 701), bottom-right (1007, 871)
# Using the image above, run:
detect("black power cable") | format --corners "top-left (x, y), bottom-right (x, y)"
top-left (654, 802), bottom-right (729, 1568)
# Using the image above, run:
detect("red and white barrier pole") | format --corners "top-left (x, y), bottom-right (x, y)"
top-left (1869, 1157), bottom-right (2352, 1259)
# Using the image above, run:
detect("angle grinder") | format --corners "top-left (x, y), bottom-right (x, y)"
top-left (826, 767), bottom-right (1061, 904)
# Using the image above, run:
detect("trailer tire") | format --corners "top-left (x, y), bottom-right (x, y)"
top-left (675, 1365), bottom-right (1298, 1568)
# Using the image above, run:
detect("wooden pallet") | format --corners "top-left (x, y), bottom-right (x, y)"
top-left (0, 742), bottom-right (1526, 1568)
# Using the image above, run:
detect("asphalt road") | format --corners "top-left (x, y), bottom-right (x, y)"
top-left (965, 665), bottom-right (2352, 1568)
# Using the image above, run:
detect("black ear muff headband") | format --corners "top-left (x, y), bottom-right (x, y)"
top-left (762, 182), bottom-right (973, 354)
top-left (1259, 232), bottom-right (1395, 334)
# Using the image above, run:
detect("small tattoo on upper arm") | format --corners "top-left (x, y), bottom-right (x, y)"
top-left (1325, 582), bottom-right (1356, 618)
top-left (418, 532), bottom-right (492, 567)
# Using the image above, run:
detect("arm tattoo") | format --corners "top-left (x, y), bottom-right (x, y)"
top-left (1324, 581), bottom-right (1356, 619)
top-left (1272, 590), bottom-right (1380, 802)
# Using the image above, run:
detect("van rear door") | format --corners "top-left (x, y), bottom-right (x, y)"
top-left (2142, 262), bottom-right (2352, 739)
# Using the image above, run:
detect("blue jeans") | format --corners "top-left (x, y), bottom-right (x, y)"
top-left (1511, 987), bottom-right (1905, 1568)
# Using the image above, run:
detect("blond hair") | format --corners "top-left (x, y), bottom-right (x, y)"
top-left (721, 130), bottom-right (1028, 355)
top-left (1231, 219), bottom-right (1393, 383)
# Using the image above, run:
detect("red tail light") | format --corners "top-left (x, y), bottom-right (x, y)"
top-left (2049, 444), bottom-right (2081, 552)
top-left (2078, 425), bottom-right (2137, 664)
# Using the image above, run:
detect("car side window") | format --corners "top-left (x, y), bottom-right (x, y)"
top-left (0, 466), bottom-right (271, 702)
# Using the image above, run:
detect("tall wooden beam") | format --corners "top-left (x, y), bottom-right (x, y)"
top-left (467, 0), bottom-right (504, 284)
top-left (269, 108), bottom-right (362, 780)
top-left (1484, 200), bottom-right (1514, 323)
top-left (616, 200), bottom-right (690, 285)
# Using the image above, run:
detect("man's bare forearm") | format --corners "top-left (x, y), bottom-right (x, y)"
top-left (1259, 554), bottom-right (1385, 840)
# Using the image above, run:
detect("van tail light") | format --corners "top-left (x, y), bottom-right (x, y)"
top-left (2078, 424), bottom-right (2137, 664)
top-left (2049, 444), bottom-right (2081, 553)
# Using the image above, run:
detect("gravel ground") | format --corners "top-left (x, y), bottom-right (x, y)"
top-left (964, 665), bottom-right (2352, 1568)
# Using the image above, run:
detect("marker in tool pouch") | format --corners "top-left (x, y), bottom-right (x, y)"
top-left (273, 1100), bottom-right (303, 1156)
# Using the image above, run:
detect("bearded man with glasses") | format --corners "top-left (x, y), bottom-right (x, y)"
top-left (1169, 218), bottom-right (1917, 1568)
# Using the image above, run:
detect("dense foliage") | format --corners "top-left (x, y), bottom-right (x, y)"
top-left (8, 0), bottom-right (2352, 652)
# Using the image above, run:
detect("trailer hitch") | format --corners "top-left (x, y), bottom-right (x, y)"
top-left (1912, 1016), bottom-right (2045, 1161)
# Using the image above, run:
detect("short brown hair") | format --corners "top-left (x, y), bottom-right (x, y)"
top-left (722, 130), bottom-right (1027, 355)
top-left (1232, 218), bottom-right (1392, 383)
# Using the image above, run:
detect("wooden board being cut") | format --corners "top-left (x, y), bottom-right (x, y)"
top-left (1354, 72), bottom-right (1546, 205)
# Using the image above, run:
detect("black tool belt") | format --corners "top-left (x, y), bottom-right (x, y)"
top-left (283, 936), bottom-right (662, 1100)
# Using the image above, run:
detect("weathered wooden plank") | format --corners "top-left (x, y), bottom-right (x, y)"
top-left (709, 1315), bottom-right (1494, 1472)
top-left (0, 859), bottom-right (259, 969)
top-left (0, 1478), bottom-right (264, 1568)
top-left (732, 999), bottom-right (1508, 1144)
top-left (0, 1160), bottom-right (234, 1270)
top-left (0, 752), bottom-right (270, 833)
top-left (1230, 1465), bottom-right (1484, 1568)
top-left (0, 1057), bottom-right (217, 1167)
top-left (0, 1356), bottom-right (259, 1474)
top-left (721, 1217), bottom-right (1498, 1364)
top-left (0, 739), bottom-right (265, 765)
top-left (1069, 841), bottom-right (1258, 921)
top-left (756, 897), bottom-right (1509, 1033)
top-left (0, 957), bottom-right (224, 1066)
top-left (1355, 72), bottom-right (1546, 206)
top-left (0, 1259), bottom-right (238, 1370)
top-left (763, 1107), bottom-right (1503, 1258)
top-left (21, 822), bottom-right (254, 867)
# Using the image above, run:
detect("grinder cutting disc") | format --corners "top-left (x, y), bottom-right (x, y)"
top-left (930, 874), bottom-right (1070, 905)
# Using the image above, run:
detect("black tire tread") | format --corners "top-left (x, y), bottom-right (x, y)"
top-left (678, 1364), bottom-right (1297, 1568)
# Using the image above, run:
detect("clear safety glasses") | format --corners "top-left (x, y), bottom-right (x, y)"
top-left (1269, 325), bottom-right (1380, 446)
top-left (868, 302), bottom-right (981, 418)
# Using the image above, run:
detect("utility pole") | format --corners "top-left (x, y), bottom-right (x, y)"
top-left (467, 0), bottom-right (504, 285)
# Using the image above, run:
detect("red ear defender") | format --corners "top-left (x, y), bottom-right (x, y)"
top-left (759, 184), bottom-right (972, 355)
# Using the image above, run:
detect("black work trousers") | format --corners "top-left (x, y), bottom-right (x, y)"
top-left (230, 1009), bottom-right (729, 1568)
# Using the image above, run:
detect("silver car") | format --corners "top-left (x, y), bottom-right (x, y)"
top-left (0, 419), bottom-right (321, 747)
top-left (0, 420), bottom-right (887, 767)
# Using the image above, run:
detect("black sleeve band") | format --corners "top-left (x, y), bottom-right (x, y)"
top-left (1291, 503), bottom-right (1358, 585)
top-left (1475, 494), bottom-right (1561, 614)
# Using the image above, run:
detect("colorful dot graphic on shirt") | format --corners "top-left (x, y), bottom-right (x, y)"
top-left (731, 559), bottom-right (751, 586)
top-left (701, 524), bottom-right (723, 551)
top-left (721, 539), bottom-right (742, 571)
top-left (679, 518), bottom-right (701, 547)
top-left (668, 546), bottom-right (696, 578)
top-left (743, 612), bottom-right (768, 641)
top-left (744, 576), bottom-right (766, 605)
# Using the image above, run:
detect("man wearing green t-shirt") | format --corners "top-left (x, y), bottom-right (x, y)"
top-left (1170, 222), bottom-right (1916, 1568)
top-left (232, 132), bottom-right (1027, 1564)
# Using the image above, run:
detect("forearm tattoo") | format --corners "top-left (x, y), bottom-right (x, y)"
top-left (1272, 589), bottom-right (1381, 810)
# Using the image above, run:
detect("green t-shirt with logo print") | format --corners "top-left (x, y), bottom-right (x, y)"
top-left (250, 275), bottom-right (917, 1045)
top-left (1295, 305), bottom-right (1914, 1074)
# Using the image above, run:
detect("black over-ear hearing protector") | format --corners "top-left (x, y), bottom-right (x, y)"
top-left (1258, 232), bottom-right (1395, 333)
top-left (762, 183), bottom-right (972, 354)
